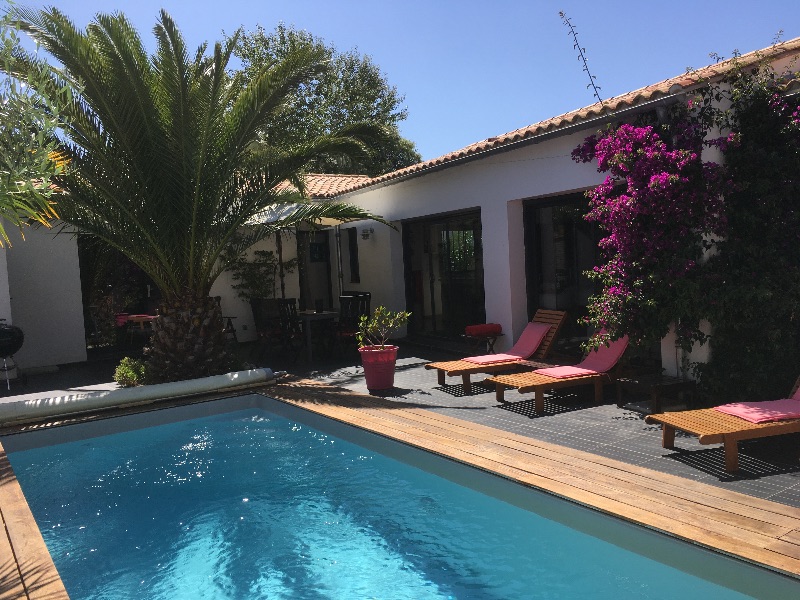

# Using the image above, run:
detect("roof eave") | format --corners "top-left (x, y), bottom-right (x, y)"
top-left (336, 90), bottom-right (687, 197)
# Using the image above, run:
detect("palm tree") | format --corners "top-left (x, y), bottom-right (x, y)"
top-left (6, 7), bottom-right (385, 382)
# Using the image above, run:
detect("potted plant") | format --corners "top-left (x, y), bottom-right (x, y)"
top-left (357, 306), bottom-right (411, 390)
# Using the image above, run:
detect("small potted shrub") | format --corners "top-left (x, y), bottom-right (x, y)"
top-left (356, 306), bottom-right (411, 390)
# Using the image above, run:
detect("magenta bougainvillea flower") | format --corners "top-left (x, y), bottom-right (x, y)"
top-left (572, 119), bottom-right (727, 346)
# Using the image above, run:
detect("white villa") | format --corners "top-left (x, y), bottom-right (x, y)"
top-left (4, 37), bottom-right (800, 375)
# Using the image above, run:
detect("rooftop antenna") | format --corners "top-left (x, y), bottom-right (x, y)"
top-left (559, 11), bottom-right (604, 106)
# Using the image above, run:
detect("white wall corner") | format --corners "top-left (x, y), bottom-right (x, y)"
top-left (6, 226), bottom-right (87, 369)
top-left (660, 321), bottom-right (710, 380)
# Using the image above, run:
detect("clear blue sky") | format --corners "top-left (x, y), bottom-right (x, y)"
top-left (21, 0), bottom-right (800, 161)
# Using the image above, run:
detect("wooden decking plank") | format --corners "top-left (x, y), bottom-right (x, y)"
top-left (276, 398), bottom-right (796, 545)
top-left (364, 402), bottom-right (800, 521)
top-left (268, 382), bottom-right (800, 575)
top-left (326, 405), bottom-right (800, 559)
top-left (282, 398), bottom-right (800, 573)
top-left (280, 381), bottom-right (799, 543)
top-left (407, 415), bottom-right (800, 529)
top-left (330, 402), bottom-right (793, 536)
top-left (300, 395), bottom-right (800, 534)
top-left (781, 529), bottom-right (800, 545)
top-left (0, 513), bottom-right (27, 600)
top-left (275, 380), bottom-right (798, 521)
top-left (0, 447), bottom-right (69, 600)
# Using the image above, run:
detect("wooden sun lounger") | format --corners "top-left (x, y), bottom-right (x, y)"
top-left (424, 309), bottom-right (567, 394)
top-left (486, 335), bottom-right (629, 413)
top-left (645, 377), bottom-right (800, 472)
top-left (645, 409), bottom-right (800, 472)
top-left (489, 369), bottom-right (610, 413)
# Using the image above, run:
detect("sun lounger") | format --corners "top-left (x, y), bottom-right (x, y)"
top-left (424, 309), bottom-right (567, 394)
top-left (487, 335), bottom-right (629, 413)
top-left (644, 376), bottom-right (800, 472)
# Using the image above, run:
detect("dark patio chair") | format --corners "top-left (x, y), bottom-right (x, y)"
top-left (277, 298), bottom-right (304, 361)
top-left (249, 298), bottom-right (282, 360)
top-left (334, 294), bottom-right (370, 353)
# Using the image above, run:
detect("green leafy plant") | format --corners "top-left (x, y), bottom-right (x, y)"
top-left (0, 0), bottom-right (70, 245)
top-left (356, 306), bottom-right (411, 349)
top-left (234, 22), bottom-right (421, 176)
top-left (688, 58), bottom-right (800, 400)
top-left (114, 356), bottom-right (149, 387)
top-left (227, 248), bottom-right (297, 301)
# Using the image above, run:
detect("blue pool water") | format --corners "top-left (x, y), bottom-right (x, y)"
top-left (4, 396), bottom-right (796, 599)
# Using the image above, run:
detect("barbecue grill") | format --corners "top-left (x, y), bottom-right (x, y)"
top-left (0, 320), bottom-right (24, 390)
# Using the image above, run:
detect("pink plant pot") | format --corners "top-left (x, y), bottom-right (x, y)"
top-left (359, 345), bottom-right (399, 390)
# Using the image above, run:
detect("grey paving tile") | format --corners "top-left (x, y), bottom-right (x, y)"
top-left (765, 483), bottom-right (800, 505)
top-left (595, 445), bottom-right (664, 468)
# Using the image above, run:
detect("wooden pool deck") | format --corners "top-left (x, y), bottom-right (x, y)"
top-left (1, 376), bottom-right (799, 598)
top-left (267, 378), bottom-right (800, 579)
top-left (0, 443), bottom-right (68, 599)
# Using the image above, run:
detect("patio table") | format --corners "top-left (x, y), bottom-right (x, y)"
top-left (462, 332), bottom-right (505, 354)
top-left (125, 314), bottom-right (158, 345)
top-left (126, 314), bottom-right (158, 328)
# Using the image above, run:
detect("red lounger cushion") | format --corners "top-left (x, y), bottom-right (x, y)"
top-left (462, 321), bottom-right (552, 364)
top-left (534, 334), bottom-right (629, 378)
top-left (464, 323), bottom-right (502, 337)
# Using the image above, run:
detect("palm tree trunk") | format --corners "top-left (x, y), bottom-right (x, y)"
top-left (147, 294), bottom-right (234, 382)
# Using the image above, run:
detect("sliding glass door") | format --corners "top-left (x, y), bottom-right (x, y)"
top-left (403, 211), bottom-right (485, 337)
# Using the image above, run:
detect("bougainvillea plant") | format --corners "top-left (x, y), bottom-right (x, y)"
top-left (574, 54), bottom-right (800, 400)
top-left (572, 116), bottom-right (728, 351)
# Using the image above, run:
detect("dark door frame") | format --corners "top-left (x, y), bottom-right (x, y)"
top-left (401, 209), bottom-right (485, 338)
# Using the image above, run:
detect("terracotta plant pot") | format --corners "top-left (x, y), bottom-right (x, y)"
top-left (359, 345), bottom-right (399, 390)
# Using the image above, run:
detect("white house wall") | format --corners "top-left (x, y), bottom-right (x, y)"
top-left (5, 226), bottom-right (87, 369)
top-left (337, 129), bottom-right (604, 350)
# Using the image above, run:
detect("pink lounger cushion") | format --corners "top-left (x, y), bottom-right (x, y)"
top-left (535, 365), bottom-right (599, 378)
top-left (578, 335), bottom-right (629, 373)
top-left (714, 398), bottom-right (800, 423)
top-left (506, 321), bottom-right (552, 358)
top-left (462, 321), bottom-right (552, 365)
top-left (463, 353), bottom-right (522, 365)
top-left (532, 333), bottom-right (629, 378)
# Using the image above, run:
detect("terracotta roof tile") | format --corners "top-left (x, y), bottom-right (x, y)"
top-left (332, 37), bottom-right (800, 196)
top-left (275, 173), bottom-right (374, 199)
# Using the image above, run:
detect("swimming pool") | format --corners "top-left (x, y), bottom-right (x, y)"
top-left (3, 394), bottom-right (797, 599)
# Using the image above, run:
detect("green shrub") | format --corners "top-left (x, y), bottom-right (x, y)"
top-left (114, 357), bottom-right (149, 387)
top-left (356, 306), bottom-right (411, 349)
